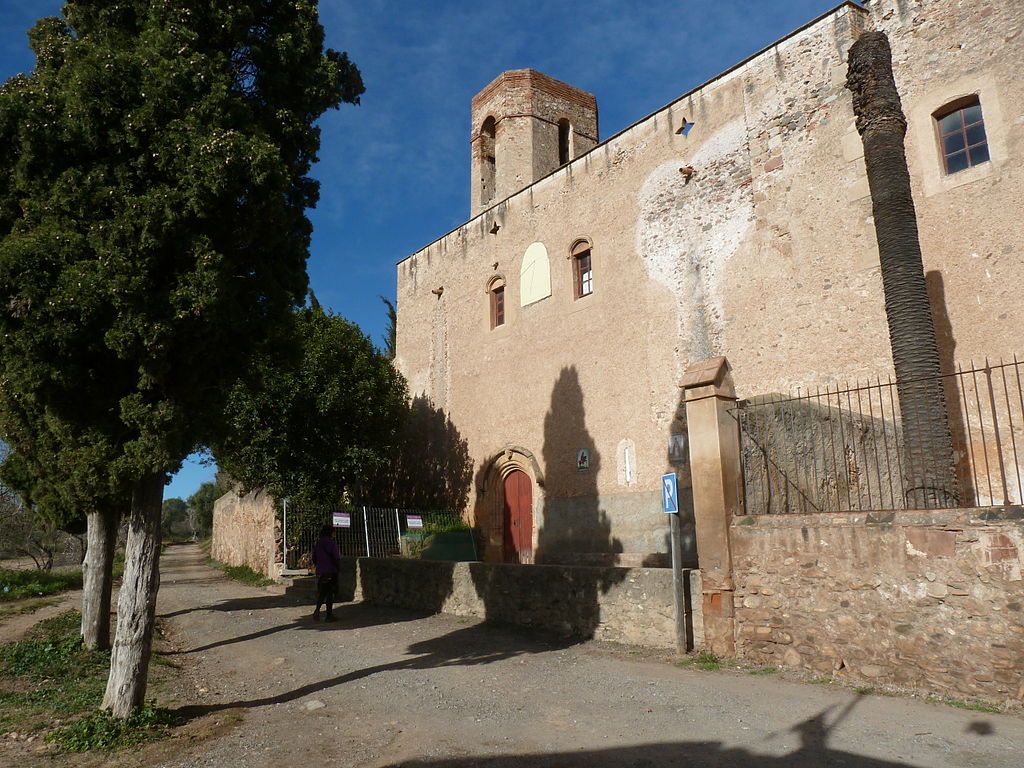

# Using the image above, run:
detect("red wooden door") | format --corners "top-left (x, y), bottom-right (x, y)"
top-left (502, 470), bottom-right (533, 564)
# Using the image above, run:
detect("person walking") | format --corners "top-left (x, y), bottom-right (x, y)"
top-left (312, 524), bottom-right (342, 621)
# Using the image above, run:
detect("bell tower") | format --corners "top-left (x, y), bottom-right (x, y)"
top-left (470, 69), bottom-right (598, 216)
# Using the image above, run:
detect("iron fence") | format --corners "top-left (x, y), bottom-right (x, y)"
top-left (733, 358), bottom-right (1024, 514)
top-left (280, 504), bottom-right (473, 571)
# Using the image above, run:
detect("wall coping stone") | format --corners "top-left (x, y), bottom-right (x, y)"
top-left (732, 506), bottom-right (1024, 529)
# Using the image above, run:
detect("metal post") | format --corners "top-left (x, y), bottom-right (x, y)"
top-left (394, 508), bottom-right (402, 553)
top-left (363, 505), bottom-right (371, 558)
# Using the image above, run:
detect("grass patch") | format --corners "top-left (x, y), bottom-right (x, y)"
top-left (0, 611), bottom-right (109, 734)
top-left (0, 567), bottom-right (82, 602)
top-left (47, 704), bottom-right (176, 753)
top-left (676, 651), bottom-right (724, 672)
top-left (207, 558), bottom-right (275, 587)
top-left (0, 596), bottom-right (62, 621)
top-left (0, 610), bottom-right (175, 753)
top-left (853, 685), bottom-right (875, 695)
top-left (748, 666), bottom-right (778, 675)
top-left (809, 676), bottom-right (834, 685)
top-left (927, 695), bottom-right (1001, 713)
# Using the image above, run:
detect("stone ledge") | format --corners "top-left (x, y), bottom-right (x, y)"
top-left (732, 506), bottom-right (1024, 529)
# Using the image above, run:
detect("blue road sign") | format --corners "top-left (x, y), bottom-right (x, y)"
top-left (662, 473), bottom-right (679, 514)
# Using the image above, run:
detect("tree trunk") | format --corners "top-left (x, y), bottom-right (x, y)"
top-left (81, 506), bottom-right (118, 650)
top-left (846, 31), bottom-right (959, 509)
top-left (102, 474), bottom-right (164, 718)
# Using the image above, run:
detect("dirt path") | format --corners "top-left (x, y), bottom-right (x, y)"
top-left (0, 591), bottom-right (80, 643)
top-left (107, 545), bottom-right (1024, 766)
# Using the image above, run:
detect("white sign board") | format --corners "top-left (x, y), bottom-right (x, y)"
top-left (406, 514), bottom-right (424, 530)
top-left (332, 512), bottom-right (351, 528)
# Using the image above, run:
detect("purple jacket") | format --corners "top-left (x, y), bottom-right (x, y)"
top-left (313, 535), bottom-right (341, 575)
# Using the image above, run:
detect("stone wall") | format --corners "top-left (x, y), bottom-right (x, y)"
top-left (338, 556), bottom-right (703, 651)
top-left (211, 488), bottom-right (278, 577)
top-left (731, 507), bottom-right (1024, 702)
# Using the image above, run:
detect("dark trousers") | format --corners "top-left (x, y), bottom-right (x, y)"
top-left (314, 573), bottom-right (338, 617)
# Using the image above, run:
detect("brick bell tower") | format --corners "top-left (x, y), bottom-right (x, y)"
top-left (470, 69), bottom-right (598, 217)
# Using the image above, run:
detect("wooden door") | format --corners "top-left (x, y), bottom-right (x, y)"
top-left (502, 470), bottom-right (533, 564)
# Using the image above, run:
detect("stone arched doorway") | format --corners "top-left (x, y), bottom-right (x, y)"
top-left (475, 446), bottom-right (543, 563)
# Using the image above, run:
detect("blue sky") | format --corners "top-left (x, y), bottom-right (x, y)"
top-left (0, 0), bottom-right (848, 499)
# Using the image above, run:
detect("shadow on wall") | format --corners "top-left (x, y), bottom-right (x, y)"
top-left (926, 270), bottom-right (974, 505)
top-left (362, 394), bottom-right (474, 511)
top-left (731, 273), bottom-right (975, 516)
top-left (668, 386), bottom-right (698, 566)
top-left (536, 367), bottom-right (622, 565)
top-left (465, 366), bottom-right (625, 640)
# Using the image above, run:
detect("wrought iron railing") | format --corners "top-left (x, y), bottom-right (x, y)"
top-left (733, 358), bottom-right (1024, 514)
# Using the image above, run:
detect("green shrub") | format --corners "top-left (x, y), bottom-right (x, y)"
top-left (421, 515), bottom-right (470, 534)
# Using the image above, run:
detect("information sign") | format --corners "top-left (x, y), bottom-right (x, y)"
top-left (662, 473), bottom-right (679, 514)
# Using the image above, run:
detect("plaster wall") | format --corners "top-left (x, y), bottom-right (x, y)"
top-left (396, 0), bottom-right (1024, 565)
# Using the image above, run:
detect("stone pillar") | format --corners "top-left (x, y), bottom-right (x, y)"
top-left (682, 356), bottom-right (740, 657)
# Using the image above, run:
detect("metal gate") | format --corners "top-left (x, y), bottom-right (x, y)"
top-left (280, 504), bottom-right (472, 572)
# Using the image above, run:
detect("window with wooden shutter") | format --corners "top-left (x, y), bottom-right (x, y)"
top-left (571, 239), bottom-right (593, 299)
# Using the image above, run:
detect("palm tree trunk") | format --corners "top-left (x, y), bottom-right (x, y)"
top-left (81, 505), bottom-right (118, 650)
top-left (102, 473), bottom-right (163, 718)
top-left (847, 31), bottom-right (958, 508)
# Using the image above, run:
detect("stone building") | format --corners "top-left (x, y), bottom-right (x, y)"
top-left (394, 0), bottom-right (1024, 566)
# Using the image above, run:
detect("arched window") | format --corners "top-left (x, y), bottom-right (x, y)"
top-left (933, 96), bottom-right (989, 175)
top-left (487, 275), bottom-right (505, 328)
top-left (558, 118), bottom-right (571, 165)
top-left (480, 116), bottom-right (497, 205)
top-left (570, 239), bottom-right (593, 299)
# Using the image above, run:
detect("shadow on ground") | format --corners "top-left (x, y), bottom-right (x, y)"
top-left (171, 617), bottom-right (572, 720)
top-left (384, 738), bottom-right (914, 767)
top-left (389, 699), bottom-right (920, 767)
top-left (159, 593), bottom-right (303, 619)
top-left (162, 603), bottom-right (438, 655)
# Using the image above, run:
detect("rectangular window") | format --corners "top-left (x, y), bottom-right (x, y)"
top-left (936, 98), bottom-right (989, 175)
top-left (491, 285), bottom-right (505, 328)
top-left (576, 250), bottom-right (593, 298)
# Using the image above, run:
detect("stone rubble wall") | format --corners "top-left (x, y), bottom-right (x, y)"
top-left (211, 488), bottom-right (279, 577)
top-left (731, 508), bottom-right (1024, 702)
top-left (338, 556), bottom-right (703, 651)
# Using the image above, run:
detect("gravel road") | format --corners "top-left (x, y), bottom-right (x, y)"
top-left (146, 543), bottom-right (1023, 768)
